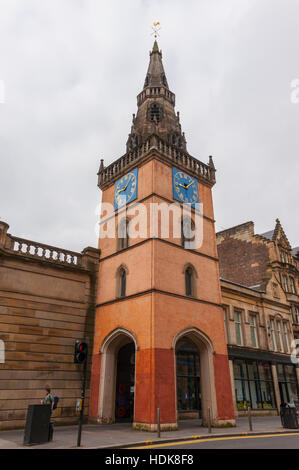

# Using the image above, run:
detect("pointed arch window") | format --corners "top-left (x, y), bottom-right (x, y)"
top-left (183, 264), bottom-right (197, 298)
top-left (185, 268), bottom-right (192, 296)
top-left (120, 269), bottom-right (126, 298)
top-left (116, 265), bottom-right (128, 298)
top-left (117, 218), bottom-right (130, 251)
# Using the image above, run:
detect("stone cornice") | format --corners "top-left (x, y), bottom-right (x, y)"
top-left (98, 236), bottom-right (219, 264)
top-left (96, 288), bottom-right (222, 309)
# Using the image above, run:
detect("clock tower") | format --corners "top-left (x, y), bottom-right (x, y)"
top-left (89, 41), bottom-right (235, 430)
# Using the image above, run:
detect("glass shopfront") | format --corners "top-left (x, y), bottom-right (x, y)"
top-left (176, 341), bottom-right (201, 414)
top-left (277, 363), bottom-right (299, 408)
top-left (233, 359), bottom-right (276, 410)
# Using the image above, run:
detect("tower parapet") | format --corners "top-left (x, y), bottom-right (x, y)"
top-left (98, 135), bottom-right (216, 190)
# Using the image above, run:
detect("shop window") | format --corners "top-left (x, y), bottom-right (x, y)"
top-left (233, 359), bottom-right (276, 410)
top-left (277, 363), bottom-right (299, 408)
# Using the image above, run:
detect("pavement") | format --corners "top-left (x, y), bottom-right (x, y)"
top-left (0, 416), bottom-right (298, 449)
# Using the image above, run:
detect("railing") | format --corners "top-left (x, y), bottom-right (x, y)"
top-left (7, 236), bottom-right (82, 267)
top-left (98, 134), bottom-right (215, 189)
top-left (137, 87), bottom-right (175, 106)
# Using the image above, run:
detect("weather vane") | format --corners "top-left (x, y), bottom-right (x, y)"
top-left (151, 22), bottom-right (161, 38)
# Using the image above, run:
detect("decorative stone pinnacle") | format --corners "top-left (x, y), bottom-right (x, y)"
top-left (209, 155), bottom-right (215, 169)
top-left (98, 159), bottom-right (104, 175)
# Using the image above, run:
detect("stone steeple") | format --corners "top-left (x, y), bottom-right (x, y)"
top-left (126, 41), bottom-right (186, 152)
top-left (98, 42), bottom-right (216, 191)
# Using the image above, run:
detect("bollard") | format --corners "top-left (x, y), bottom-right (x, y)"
top-left (208, 407), bottom-right (212, 433)
top-left (248, 406), bottom-right (253, 431)
top-left (157, 408), bottom-right (161, 438)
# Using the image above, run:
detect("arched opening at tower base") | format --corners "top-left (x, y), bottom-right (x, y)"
top-left (176, 339), bottom-right (201, 420)
top-left (115, 343), bottom-right (135, 422)
top-left (96, 328), bottom-right (137, 425)
top-left (173, 328), bottom-right (218, 427)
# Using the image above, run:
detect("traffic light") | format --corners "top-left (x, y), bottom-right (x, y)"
top-left (74, 341), bottom-right (88, 363)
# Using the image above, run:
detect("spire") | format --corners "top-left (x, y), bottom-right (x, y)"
top-left (126, 41), bottom-right (186, 153)
top-left (143, 40), bottom-right (169, 89)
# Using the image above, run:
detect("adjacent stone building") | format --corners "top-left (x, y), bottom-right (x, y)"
top-left (217, 219), bottom-right (299, 415)
top-left (0, 221), bottom-right (99, 429)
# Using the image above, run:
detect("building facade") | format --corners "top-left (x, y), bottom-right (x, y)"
top-left (89, 41), bottom-right (235, 430)
top-left (217, 220), bottom-right (299, 415)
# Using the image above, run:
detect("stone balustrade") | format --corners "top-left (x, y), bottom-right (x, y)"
top-left (98, 134), bottom-right (216, 190)
top-left (4, 234), bottom-right (82, 267)
top-left (0, 220), bottom-right (100, 271)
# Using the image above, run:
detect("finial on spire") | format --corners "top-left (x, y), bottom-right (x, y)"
top-left (151, 21), bottom-right (161, 39)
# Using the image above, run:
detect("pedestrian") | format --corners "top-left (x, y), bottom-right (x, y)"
top-left (41, 386), bottom-right (54, 441)
top-left (41, 386), bottom-right (54, 412)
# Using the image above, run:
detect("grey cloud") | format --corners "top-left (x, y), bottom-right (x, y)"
top-left (0, 0), bottom-right (298, 250)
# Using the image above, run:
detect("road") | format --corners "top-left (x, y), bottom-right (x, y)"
top-left (131, 433), bottom-right (299, 449)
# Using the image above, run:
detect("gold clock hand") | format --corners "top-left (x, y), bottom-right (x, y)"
top-left (117, 178), bottom-right (131, 194)
top-left (186, 181), bottom-right (193, 189)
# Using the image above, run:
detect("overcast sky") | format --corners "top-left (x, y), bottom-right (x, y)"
top-left (0, 0), bottom-right (298, 252)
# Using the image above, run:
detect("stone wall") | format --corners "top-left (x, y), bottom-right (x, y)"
top-left (0, 221), bottom-right (100, 430)
top-left (216, 222), bottom-right (270, 287)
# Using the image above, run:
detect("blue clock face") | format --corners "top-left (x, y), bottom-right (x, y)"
top-left (172, 167), bottom-right (199, 205)
top-left (114, 168), bottom-right (138, 210)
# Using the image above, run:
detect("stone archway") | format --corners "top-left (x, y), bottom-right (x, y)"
top-left (173, 327), bottom-right (218, 427)
top-left (97, 328), bottom-right (138, 424)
